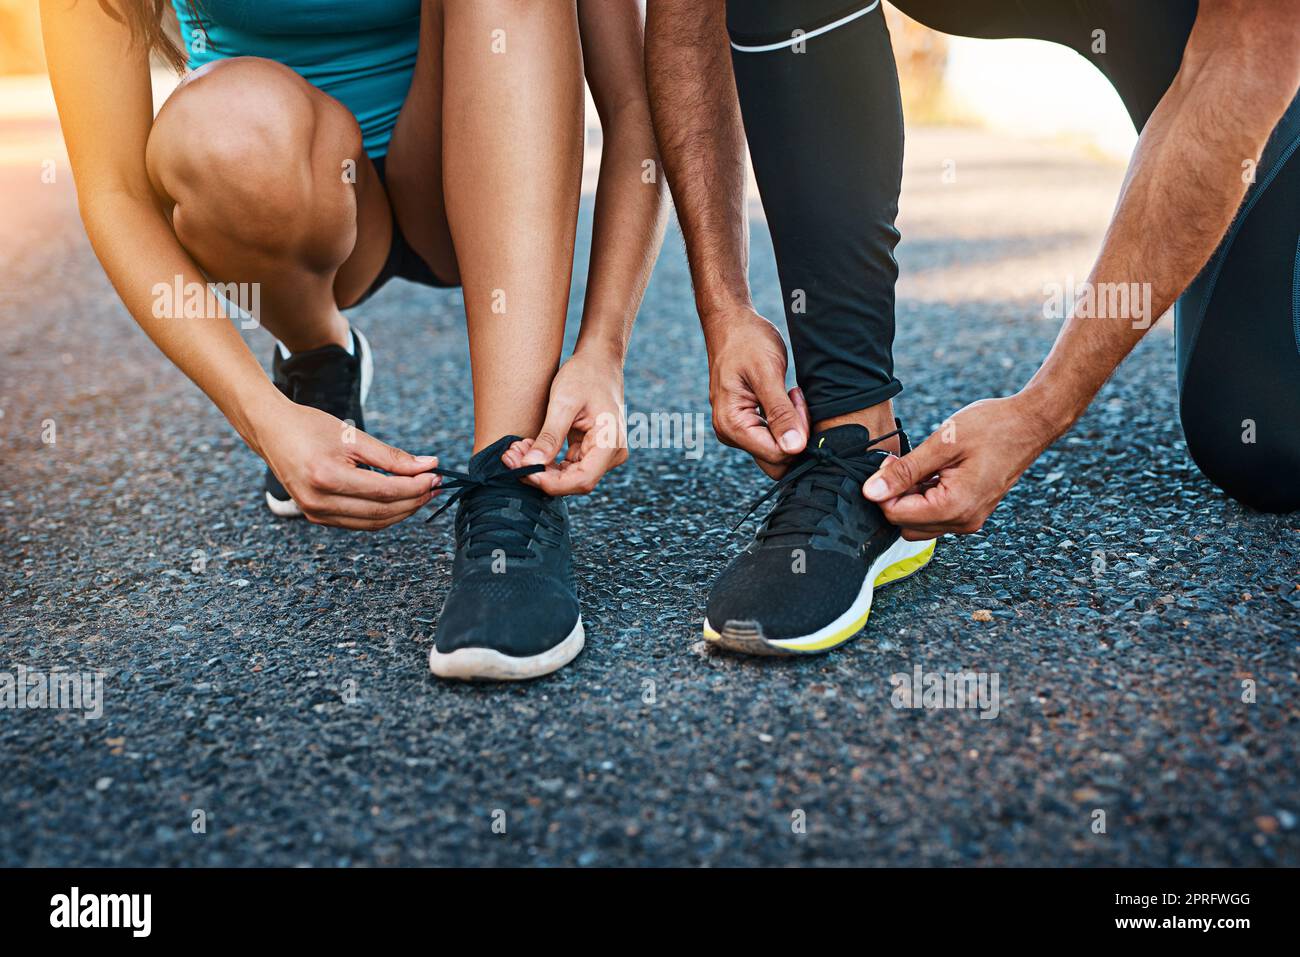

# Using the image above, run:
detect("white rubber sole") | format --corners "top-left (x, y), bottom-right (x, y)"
top-left (429, 617), bottom-right (585, 681)
top-left (265, 327), bottom-right (374, 519)
top-left (702, 535), bottom-right (937, 656)
top-left (265, 491), bottom-right (304, 518)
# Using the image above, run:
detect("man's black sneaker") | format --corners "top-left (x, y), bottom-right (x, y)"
top-left (703, 423), bottom-right (936, 655)
top-left (264, 328), bottom-right (373, 517)
top-left (428, 435), bottom-right (584, 681)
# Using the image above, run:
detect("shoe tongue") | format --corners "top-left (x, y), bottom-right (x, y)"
top-left (459, 436), bottom-right (544, 552)
top-left (279, 342), bottom-right (357, 415)
top-left (468, 435), bottom-right (524, 478)
top-left (761, 425), bottom-right (870, 544)
top-left (810, 423), bottom-right (872, 456)
top-left (280, 340), bottom-right (355, 375)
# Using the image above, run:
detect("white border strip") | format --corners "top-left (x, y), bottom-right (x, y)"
top-left (730, 0), bottom-right (881, 53)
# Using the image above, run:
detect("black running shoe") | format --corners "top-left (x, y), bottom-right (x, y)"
top-left (264, 328), bottom-right (372, 517)
top-left (703, 423), bottom-right (936, 655)
top-left (428, 435), bottom-right (584, 680)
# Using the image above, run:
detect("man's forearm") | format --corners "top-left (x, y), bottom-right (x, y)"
top-left (1024, 0), bottom-right (1300, 431)
top-left (644, 0), bottom-right (753, 328)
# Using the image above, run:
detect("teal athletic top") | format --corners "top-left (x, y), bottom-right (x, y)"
top-left (171, 0), bottom-right (419, 157)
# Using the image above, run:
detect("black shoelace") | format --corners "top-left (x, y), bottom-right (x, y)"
top-left (733, 429), bottom-right (901, 541)
top-left (426, 463), bottom-right (558, 560)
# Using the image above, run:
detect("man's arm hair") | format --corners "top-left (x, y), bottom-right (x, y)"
top-left (644, 0), bottom-right (754, 327)
top-left (1025, 0), bottom-right (1300, 427)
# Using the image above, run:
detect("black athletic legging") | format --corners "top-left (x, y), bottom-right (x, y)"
top-left (726, 0), bottom-right (1300, 512)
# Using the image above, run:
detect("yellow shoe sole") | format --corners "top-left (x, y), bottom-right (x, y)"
top-left (702, 537), bottom-right (937, 656)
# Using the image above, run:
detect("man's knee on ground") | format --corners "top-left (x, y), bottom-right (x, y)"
top-left (146, 57), bottom-right (362, 266)
top-left (1182, 404), bottom-right (1300, 513)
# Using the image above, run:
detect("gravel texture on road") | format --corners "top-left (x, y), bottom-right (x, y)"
top-left (2, 128), bottom-right (1297, 866)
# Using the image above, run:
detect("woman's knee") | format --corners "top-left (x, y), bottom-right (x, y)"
top-left (147, 57), bottom-right (362, 262)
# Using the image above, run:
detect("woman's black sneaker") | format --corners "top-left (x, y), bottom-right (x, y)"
top-left (427, 435), bottom-right (584, 681)
top-left (264, 328), bottom-right (372, 517)
top-left (703, 423), bottom-right (936, 655)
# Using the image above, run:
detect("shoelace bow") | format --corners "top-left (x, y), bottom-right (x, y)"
top-left (733, 428), bottom-right (901, 537)
top-left (425, 462), bottom-right (555, 559)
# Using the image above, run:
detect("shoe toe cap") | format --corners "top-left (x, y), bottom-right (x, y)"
top-left (436, 573), bottom-right (579, 657)
top-left (706, 548), bottom-right (865, 640)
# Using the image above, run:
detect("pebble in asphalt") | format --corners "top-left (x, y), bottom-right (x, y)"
top-left (1, 128), bottom-right (1297, 866)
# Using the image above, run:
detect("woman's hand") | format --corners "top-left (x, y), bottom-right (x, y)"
top-left (504, 347), bottom-right (628, 495)
top-left (252, 398), bottom-right (441, 529)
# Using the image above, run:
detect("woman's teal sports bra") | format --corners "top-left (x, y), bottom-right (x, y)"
top-left (171, 0), bottom-right (419, 157)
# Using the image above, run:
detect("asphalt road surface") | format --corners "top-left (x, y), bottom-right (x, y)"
top-left (2, 124), bottom-right (1298, 866)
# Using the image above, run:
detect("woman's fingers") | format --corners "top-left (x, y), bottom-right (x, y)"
top-left (350, 431), bottom-right (439, 476)
top-left (523, 426), bottom-right (622, 495)
top-left (523, 399), bottom-right (581, 467)
top-left (301, 487), bottom-right (435, 526)
top-left (563, 438), bottom-right (586, 464)
top-left (503, 439), bottom-right (533, 468)
top-left (525, 443), bottom-right (622, 495)
top-left (291, 457), bottom-right (441, 527)
top-left (332, 464), bottom-right (440, 502)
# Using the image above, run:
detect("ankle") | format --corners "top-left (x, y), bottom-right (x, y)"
top-left (276, 309), bottom-right (351, 354)
top-left (814, 403), bottom-right (901, 456)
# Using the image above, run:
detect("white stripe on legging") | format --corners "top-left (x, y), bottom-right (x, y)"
top-left (729, 0), bottom-right (881, 53)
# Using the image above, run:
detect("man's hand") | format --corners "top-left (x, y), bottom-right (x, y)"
top-left (878, 0), bottom-right (1300, 539)
top-left (863, 394), bottom-right (1062, 540)
top-left (254, 400), bottom-right (440, 530)
top-left (705, 307), bottom-right (810, 478)
top-left (506, 347), bottom-right (628, 495)
top-left (648, 1), bottom-right (805, 477)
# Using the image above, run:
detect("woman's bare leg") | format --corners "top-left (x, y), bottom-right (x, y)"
top-left (441, 0), bottom-right (585, 451)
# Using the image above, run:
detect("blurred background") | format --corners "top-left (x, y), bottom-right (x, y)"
top-left (0, 0), bottom-right (1146, 416)
top-left (0, 0), bottom-right (1138, 306)
top-left (0, 0), bottom-right (41, 74)
top-left (0, 1), bottom-right (1136, 160)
